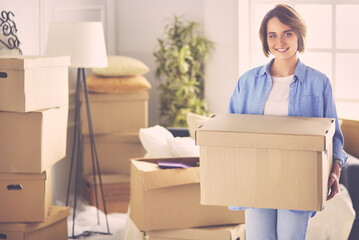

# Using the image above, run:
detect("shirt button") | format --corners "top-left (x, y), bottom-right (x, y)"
top-left (291, 100), bottom-right (294, 104)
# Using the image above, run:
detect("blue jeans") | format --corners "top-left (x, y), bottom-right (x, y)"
top-left (245, 208), bottom-right (312, 240)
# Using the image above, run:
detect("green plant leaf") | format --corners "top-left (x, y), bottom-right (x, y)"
top-left (153, 15), bottom-right (214, 127)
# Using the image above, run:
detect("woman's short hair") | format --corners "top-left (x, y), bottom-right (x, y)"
top-left (259, 4), bottom-right (307, 57)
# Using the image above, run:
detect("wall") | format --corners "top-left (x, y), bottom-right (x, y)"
top-left (116, 0), bottom-right (205, 126)
top-left (0, 0), bottom-right (240, 203)
top-left (203, 0), bottom-right (240, 114)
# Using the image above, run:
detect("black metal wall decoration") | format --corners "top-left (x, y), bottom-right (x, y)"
top-left (0, 10), bottom-right (22, 55)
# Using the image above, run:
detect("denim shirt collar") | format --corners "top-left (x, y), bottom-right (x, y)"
top-left (257, 58), bottom-right (306, 83)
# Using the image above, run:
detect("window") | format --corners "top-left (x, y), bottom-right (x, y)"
top-left (248, 0), bottom-right (359, 120)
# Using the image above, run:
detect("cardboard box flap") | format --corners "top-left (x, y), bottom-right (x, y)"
top-left (0, 56), bottom-right (70, 70)
top-left (0, 205), bottom-right (70, 232)
top-left (131, 157), bottom-right (200, 191)
top-left (196, 113), bottom-right (335, 151)
top-left (0, 171), bottom-right (46, 181)
top-left (84, 173), bottom-right (130, 184)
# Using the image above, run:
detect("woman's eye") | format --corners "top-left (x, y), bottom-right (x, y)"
top-left (268, 34), bottom-right (276, 38)
top-left (284, 32), bottom-right (292, 37)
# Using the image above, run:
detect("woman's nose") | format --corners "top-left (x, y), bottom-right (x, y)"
top-left (278, 35), bottom-right (285, 44)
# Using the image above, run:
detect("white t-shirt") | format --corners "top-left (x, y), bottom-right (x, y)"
top-left (264, 74), bottom-right (293, 116)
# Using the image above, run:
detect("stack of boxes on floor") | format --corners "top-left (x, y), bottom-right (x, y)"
top-left (0, 56), bottom-right (70, 239)
top-left (81, 56), bottom-right (151, 213)
top-left (125, 156), bottom-right (246, 240)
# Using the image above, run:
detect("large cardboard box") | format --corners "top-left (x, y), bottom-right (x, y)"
top-left (81, 91), bottom-right (148, 134)
top-left (196, 113), bottom-right (335, 211)
top-left (83, 132), bottom-right (145, 175)
top-left (130, 157), bottom-right (245, 231)
top-left (0, 56), bottom-right (70, 112)
top-left (0, 106), bottom-right (68, 173)
top-left (82, 173), bottom-right (130, 213)
top-left (0, 171), bottom-right (52, 222)
top-left (0, 205), bottom-right (69, 240)
top-left (125, 216), bottom-right (246, 240)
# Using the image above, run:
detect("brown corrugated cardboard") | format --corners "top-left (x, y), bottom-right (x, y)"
top-left (148, 224), bottom-right (246, 240)
top-left (130, 157), bottom-right (245, 231)
top-left (0, 171), bottom-right (51, 222)
top-left (0, 106), bottom-right (68, 173)
top-left (83, 132), bottom-right (145, 175)
top-left (340, 118), bottom-right (359, 158)
top-left (0, 56), bottom-right (70, 112)
top-left (0, 205), bottom-right (70, 240)
top-left (81, 91), bottom-right (148, 134)
top-left (196, 113), bottom-right (335, 211)
top-left (82, 173), bottom-right (130, 213)
top-left (125, 216), bottom-right (246, 240)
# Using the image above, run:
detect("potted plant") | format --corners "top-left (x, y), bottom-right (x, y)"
top-left (153, 15), bottom-right (214, 127)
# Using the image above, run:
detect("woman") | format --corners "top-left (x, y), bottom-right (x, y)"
top-left (228, 4), bottom-right (347, 240)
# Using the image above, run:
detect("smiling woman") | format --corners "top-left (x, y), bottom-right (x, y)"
top-left (227, 3), bottom-right (348, 240)
top-left (249, 2), bottom-right (359, 121)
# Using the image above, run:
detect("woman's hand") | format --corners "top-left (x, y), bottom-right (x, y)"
top-left (326, 162), bottom-right (341, 201)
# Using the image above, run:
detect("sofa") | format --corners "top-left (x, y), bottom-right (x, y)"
top-left (339, 119), bottom-right (359, 240)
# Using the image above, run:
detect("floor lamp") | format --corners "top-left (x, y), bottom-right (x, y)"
top-left (46, 22), bottom-right (111, 238)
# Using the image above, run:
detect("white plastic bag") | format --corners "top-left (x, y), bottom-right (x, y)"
top-left (139, 125), bottom-right (174, 157)
top-left (306, 184), bottom-right (356, 240)
top-left (167, 137), bottom-right (199, 157)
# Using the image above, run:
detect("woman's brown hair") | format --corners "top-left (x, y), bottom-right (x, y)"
top-left (259, 4), bottom-right (307, 57)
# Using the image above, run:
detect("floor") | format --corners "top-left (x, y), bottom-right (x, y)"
top-left (65, 199), bottom-right (127, 240)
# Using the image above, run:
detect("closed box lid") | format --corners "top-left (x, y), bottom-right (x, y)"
top-left (0, 56), bottom-right (70, 69)
top-left (196, 113), bottom-right (335, 151)
top-left (84, 173), bottom-right (130, 185)
top-left (87, 91), bottom-right (149, 102)
top-left (0, 205), bottom-right (69, 232)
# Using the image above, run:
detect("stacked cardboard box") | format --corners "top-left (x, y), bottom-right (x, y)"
top-left (81, 91), bottom-right (148, 212)
top-left (0, 56), bottom-right (70, 239)
top-left (82, 173), bottom-right (130, 213)
top-left (0, 206), bottom-right (70, 240)
top-left (125, 217), bottom-right (245, 240)
top-left (127, 157), bottom-right (246, 239)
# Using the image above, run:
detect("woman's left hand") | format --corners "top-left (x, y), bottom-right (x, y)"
top-left (326, 162), bottom-right (341, 201)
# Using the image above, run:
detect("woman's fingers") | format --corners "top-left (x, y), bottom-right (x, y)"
top-left (326, 174), bottom-right (339, 201)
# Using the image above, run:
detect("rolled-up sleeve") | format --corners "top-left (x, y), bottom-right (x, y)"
top-left (323, 79), bottom-right (348, 166)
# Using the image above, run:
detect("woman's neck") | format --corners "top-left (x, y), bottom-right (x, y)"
top-left (270, 56), bottom-right (298, 77)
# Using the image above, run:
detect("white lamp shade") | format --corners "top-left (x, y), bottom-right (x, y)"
top-left (45, 22), bottom-right (108, 68)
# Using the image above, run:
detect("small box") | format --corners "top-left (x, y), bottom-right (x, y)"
top-left (196, 113), bottom-right (335, 211)
top-left (82, 173), bottom-right (130, 213)
top-left (0, 106), bottom-right (68, 173)
top-left (0, 171), bottom-right (52, 222)
top-left (125, 216), bottom-right (246, 240)
top-left (130, 157), bottom-right (245, 231)
top-left (0, 205), bottom-right (70, 240)
top-left (81, 91), bottom-right (148, 135)
top-left (0, 56), bottom-right (70, 112)
top-left (83, 132), bottom-right (145, 175)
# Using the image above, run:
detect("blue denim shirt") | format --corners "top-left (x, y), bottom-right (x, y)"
top-left (227, 59), bottom-right (347, 213)
top-left (228, 58), bottom-right (347, 166)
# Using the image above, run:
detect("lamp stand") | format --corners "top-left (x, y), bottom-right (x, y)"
top-left (66, 68), bottom-right (111, 238)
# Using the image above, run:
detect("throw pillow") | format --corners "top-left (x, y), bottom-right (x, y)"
top-left (86, 74), bottom-right (151, 93)
top-left (91, 55), bottom-right (150, 77)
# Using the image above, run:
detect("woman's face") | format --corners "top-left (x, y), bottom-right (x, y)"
top-left (266, 17), bottom-right (298, 62)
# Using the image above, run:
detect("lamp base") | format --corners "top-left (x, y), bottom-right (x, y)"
top-left (66, 68), bottom-right (111, 238)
